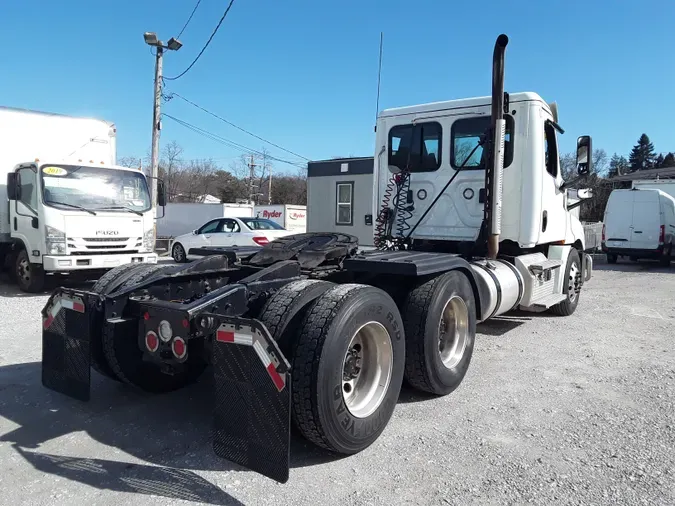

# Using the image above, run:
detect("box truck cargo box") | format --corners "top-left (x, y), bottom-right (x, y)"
top-left (254, 205), bottom-right (306, 233)
top-left (157, 203), bottom-right (254, 238)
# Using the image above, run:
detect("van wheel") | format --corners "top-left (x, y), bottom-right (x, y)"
top-left (402, 270), bottom-right (476, 396)
top-left (606, 253), bottom-right (618, 264)
top-left (550, 249), bottom-right (581, 316)
top-left (291, 284), bottom-right (405, 454)
top-left (15, 249), bottom-right (45, 293)
top-left (659, 245), bottom-right (672, 267)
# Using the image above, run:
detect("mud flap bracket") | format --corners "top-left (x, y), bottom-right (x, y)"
top-left (41, 290), bottom-right (94, 402)
top-left (210, 315), bottom-right (291, 483)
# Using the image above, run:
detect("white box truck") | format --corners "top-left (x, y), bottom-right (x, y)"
top-left (254, 204), bottom-right (306, 233)
top-left (0, 106), bottom-right (160, 292)
top-left (157, 202), bottom-right (254, 238)
top-left (602, 188), bottom-right (675, 265)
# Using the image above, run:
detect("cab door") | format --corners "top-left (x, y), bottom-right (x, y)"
top-left (538, 110), bottom-right (567, 244)
top-left (10, 165), bottom-right (43, 257)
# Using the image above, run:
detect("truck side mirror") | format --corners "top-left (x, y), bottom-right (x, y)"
top-left (6, 173), bottom-right (21, 201)
top-left (157, 180), bottom-right (167, 207)
top-left (576, 136), bottom-right (592, 176)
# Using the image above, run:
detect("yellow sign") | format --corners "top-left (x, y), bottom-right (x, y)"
top-left (42, 166), bottom-right (68, 176)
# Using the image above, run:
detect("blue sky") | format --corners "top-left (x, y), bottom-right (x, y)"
top-left (1, 0), bottom-right (673, 174)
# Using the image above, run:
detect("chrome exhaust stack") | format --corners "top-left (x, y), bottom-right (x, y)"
top-left (485, 34), bottom-right (508, 259)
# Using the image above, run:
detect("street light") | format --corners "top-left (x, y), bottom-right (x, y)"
top-left (144, 31), bottom-right (182, 238)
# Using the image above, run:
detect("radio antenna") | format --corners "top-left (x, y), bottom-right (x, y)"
top-left (374, 32), bottom-right (383, 132)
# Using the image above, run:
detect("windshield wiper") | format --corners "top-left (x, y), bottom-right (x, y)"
top-left (46, 200), bottom-right (97, 215)
top-left (96, 205), bottom-right (143, 216)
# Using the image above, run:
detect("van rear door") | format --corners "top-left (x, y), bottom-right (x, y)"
top-left (629, 190), bottom-right (661, 251)
top-left (604, 190), bottom-right (634, 250)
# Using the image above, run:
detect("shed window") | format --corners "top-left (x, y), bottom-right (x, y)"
top-left (336, 182), bottom-right (353, 225)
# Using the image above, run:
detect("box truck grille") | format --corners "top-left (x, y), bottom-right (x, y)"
top-left (85, 245), bottom-right (126, 250)
top-left (71, 250), bottom-right (139, 256)
top-left (82, 237), bottom-right (129, 242)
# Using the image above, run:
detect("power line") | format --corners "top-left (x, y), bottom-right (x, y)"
top-left (177, 0), bottom-right (202, 39)
top-left (166, 91), bottom-right (310, 161)
top-left (164, 0), bottom-right (236, 81)
top-left (162, 113), bottom-right (306, 169)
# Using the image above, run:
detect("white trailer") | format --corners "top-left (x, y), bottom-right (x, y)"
top-left (0, 106), bottom-right (159, 292)
top-left (632, 179), bottom-right (675, 200)
top-left (157, 202), bottom-right (254, 238)
top-left (254, 204), bottom-right (306, 233)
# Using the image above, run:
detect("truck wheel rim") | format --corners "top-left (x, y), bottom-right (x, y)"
top-left (438, 296), bottom-right (469, 369)
top-left (342, 321), bottom-right (393, 419)
top-left (568, 262), bottom-right (580, 302)
top-left (18, 257), bottom-right (31, 284)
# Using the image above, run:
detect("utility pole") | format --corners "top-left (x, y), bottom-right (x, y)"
top-left (150, 45), bottom-right (163, 221)
top-left (248, 154), bottom-right (256, 205)
top-left (268, 164), bottom-right (272, 205)
top-left (143, 32), bottom-right (182, 238)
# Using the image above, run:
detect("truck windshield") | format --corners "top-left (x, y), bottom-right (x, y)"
top-left (40, 164), bottom-right (151, 213)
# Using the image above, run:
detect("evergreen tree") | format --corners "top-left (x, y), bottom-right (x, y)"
top-left (662, 152), bottom-right (675, 168)
top-left (628, 133), bottom-right (656, 171)
top-left (608, 153), bottom-right (629, 178)
top-left (655, 153), bottom-right (665, 168)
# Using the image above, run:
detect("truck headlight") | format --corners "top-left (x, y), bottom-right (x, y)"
top-left (45, 226), bottom-right (66, 255)
top-left (143, 229), bottom-right (155, 251)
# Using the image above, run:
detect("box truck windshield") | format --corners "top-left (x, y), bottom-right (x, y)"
top-left (40, 165), bottom-right (151, 213)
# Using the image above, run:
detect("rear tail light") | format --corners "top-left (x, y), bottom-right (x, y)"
top-left (158, 320), bottom-right (173, 342)
top-left (659, 224), bottom-right (665, 244)
top-left (172, 336), bottom-right (187, 359)
top-left (602, 224), bottom-right (606, 242)
top-left (253, 236), bottom-right (269, 246)
top-left (145, 331), bottom-right (159, 352)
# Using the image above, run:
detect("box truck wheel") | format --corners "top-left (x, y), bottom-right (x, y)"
top-left (102, 264), bottom-right (208, 392)
top-left (402, 271), bottom-right (476, 396)
top-left (172, 243), bottom-right (188, 263)
top-left (291, 284), bottom-right (405, 454)
top-left (15, 249), bottom-right (45, 293)
top-left (550, 249), bottom-right (581, 317)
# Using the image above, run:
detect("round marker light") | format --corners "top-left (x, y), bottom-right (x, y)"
top-left (145, 331), bottom-right (159, 352)
top-left (158, 320), bottom-right (173, 342)
top-left (172, 337), bottom-right (187, 359)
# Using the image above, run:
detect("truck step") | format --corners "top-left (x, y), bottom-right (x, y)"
top-left (528, 293), bottom-right (567, 309)
top-left (529, 259), bottom-right (562, 275)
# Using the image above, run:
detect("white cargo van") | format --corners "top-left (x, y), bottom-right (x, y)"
top-left (602, 188), bottom-right (675, 265)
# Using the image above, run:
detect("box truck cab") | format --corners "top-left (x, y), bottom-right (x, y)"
top-left (602, 188), bottom-right (675, 265)
top-left (3, 160), bottom-right (163, 291)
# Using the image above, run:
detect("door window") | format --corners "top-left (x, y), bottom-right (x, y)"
top-left (198, 220), bottom-right (221, 234)
top-left (544, 121), bottom-right (558, 178)
top-left (221, 219), bottom-right (240, 233)
top-left (17, 167), bottom-right (38, 211)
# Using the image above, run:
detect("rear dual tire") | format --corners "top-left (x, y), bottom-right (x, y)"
top-left (260, 282), bottom-right (405, 454)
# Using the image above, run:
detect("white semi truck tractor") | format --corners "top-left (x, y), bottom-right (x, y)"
top-left (0, 107), bottom-right (164, 292)
top-left (39, 34), bottom-right (593, 483)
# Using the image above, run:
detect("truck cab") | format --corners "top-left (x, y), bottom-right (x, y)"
top-left (4, 160), bottom-right (161, 291)
top-left (373, 92), bottom-right (590, 253)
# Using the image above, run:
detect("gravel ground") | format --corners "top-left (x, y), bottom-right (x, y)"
top-left (0, 259), bottom-right (674, 506)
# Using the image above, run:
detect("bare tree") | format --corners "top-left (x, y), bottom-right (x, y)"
top-left (117, 156), bottom-right (142, 169)
top-left (158, 141), bottom-right (184, 202)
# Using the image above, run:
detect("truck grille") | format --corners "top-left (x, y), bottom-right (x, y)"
top-left (82, 237), bottom-right (130, 242)
top-left (71, 250), bottom-right (140, 256)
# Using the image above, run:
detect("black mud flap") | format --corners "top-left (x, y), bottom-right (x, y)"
top-left (41, 289), bottom-right (94, 401)
top-left (211, 316), bottom-right (291, 483)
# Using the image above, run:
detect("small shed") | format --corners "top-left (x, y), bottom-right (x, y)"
top-left (307, 157), bottom-right (375, 246)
